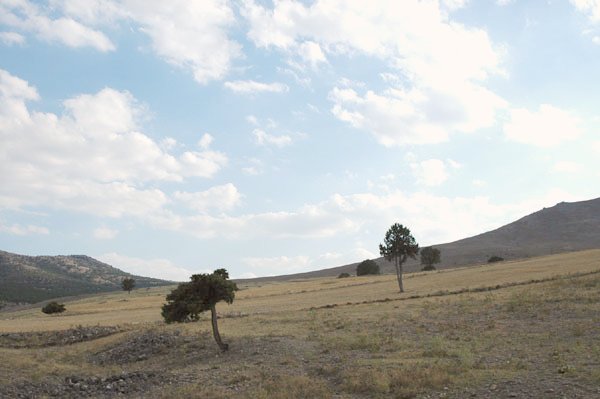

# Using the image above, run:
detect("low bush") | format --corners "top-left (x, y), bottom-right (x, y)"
top-left (42, 301), bottom-right (66, 314)
top-left (338, 272), bottom-right (351, 278)
top-left (488, 255), bottom-right (504, 263)
top-left (356, 259), bottom-right (380, 276)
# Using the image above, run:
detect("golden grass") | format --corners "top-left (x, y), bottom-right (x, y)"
top-left (1, 249), bottom-right (599, 398)
top-left (1, 249), bottom-right (598, 333)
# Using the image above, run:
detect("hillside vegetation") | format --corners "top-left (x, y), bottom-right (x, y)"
top-left (0, 251), bottom-right (172, 304)
top-left (0, 250), bottom-right (599, 398)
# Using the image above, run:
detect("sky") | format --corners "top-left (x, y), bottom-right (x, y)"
top-left (1, 0), bottom-right (599, 281)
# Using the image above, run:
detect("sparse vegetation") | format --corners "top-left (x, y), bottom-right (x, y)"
top-left (420, 246), bottom-right (441, 271)
top-left (356, 259), bottom-right (380, 276)
top-left (379, 223), bottom-right (419, 292)
top-left (41, 301), bottom-right (65, 314)
top-left (122, 277), bottom-right (136, 294)
top-left (338, 272), bottom-right (351, 278)
top-left (488, 255), bottom-right (504, 263)
top-left (0, 250), bottom-right (599, 398)
top-left (162, 268), bottom-right (237, 351)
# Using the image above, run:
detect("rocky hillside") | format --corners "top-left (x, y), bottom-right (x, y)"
top-left (0, 251), bottom-right (172, 304)
top-left (241, 197), bottom-right (600, 282)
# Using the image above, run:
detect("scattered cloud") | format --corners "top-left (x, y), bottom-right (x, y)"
top-left (570, 0), bottom-right (600, 22)
top-left (253, 129), bottom-right (293, 147)
top-left (297, 41), bottom-right (327, 67)
top-left (0, 0), bottom-right (115, 51)
top-left (503, 104), bottom-right (582, 147)
top-left (174, 184), bottom-right (242, 213)
top-left (242, 158), bottom-right (264, 176)
top-left (0, 69), bottom-right (227, 218)
top-left (224, 80), bottom-right (289, 94)
top-left (0, 222), bottom-right (49, 236)
top-left (243, 0), bottom-right (507, 146)
top-left (411, 159), bottom-right (449, 186)
top-left (242, 255), bottom-right (312, 275)
top-left (98, 252), bottom-right (198, 282)
top-left (197, 133), bottom-right (214, 150)
top-left (93, 227), bottom-right (118, 240)
top-left (45, 0), bottom-right (242, 83)
top-left (0, 31), bottom-right (25, 46)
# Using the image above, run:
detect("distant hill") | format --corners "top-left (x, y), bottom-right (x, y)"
top-left (240, 197), bottom-right (600, 282)
top-left (0, 251), bottom-right (172, 304)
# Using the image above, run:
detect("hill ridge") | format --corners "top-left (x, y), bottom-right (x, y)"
top-left (238, 196), bottom-right (600, 282)
top-left (0, 251), bottom-right (172, 304)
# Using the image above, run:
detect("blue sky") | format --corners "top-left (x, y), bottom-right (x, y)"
top-left (1, 0), bottom-right (599, 280)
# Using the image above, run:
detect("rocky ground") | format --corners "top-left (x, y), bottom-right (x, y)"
top-left (0, 325), bottom-right (121, 348)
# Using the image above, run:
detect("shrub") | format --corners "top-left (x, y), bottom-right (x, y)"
top-left (488, 255), bottom-right (504, 263)
top-left (420, 246), bottom-right (441, 271)
top-left (42, 301), bottom-right (66, 314)
top-left (338, 272), bottom-right (351, 278)
top-left (121, 277), bottom-right (136, 294)
top-left (356, 259), bottom-right (380, 276)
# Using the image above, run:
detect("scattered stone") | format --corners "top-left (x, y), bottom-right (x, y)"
top-left (0, 326), bottom-right (120, 349)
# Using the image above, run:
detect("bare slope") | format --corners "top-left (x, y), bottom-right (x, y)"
top-left (242, 197), bottom-right (600, 282)
top-left (0, 250), bottom-right (172, 304)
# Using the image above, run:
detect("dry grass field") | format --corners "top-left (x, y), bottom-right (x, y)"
top-left (1, 249), bottom-right (599, 398)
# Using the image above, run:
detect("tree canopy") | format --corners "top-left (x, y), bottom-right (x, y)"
top-left (420, 247), bottom-right (441, 271)
top-left (121, 277), bottom-right (136, 294)
top-left (162, 268), bottom-right (237, 351)
top-left (356, 259), bottom-right (380, 276)
top-left (379, 223), bottom-right (419, 292)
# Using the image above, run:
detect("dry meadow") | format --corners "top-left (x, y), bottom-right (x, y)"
top-left (1, 250), bottom-right (599, 398)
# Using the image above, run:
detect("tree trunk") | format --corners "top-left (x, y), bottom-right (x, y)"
top-left (210, 304), bottom-right (229, 351)
top-left (394, 256), bottom-right (404, 292)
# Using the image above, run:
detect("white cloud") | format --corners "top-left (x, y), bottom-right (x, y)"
top-left (93, 227), bottom-right (118, 240)
top-left (593, 36), bottom-right (600, 44)
top-left (298, 41), bottom-right (327, 67)
top-left (594, 141), bottom-right (600, 152)
top-left (503, 104), bottom-right (582, 147)
top-left (242, 158), bottom-right (264, 176)
top-left (246, 115), bottom-right (259, 126)
top-left (411, 159), bottom-right (450, 186)
top-left (0, 31), bottom-right (25, 45)
top-left (98, 252), bottom-right (199, 282)
top-left (0, 222), bottom-right (49, 236)
top-left (224, 80), bottom-right (289, 94)
top-left (47, 0), bottom-right (241, 83)
top-left (570, 0), bottom-right (600, 22)
top-left (472, 179), bottom-right (486, 187)
top-left (442, 0), bottom-right (469, 11)
top-left (243, 0), bottom-right (507, 146)
top-left (0, 69), bottom-right (227, 218)
top-left (553, 161), bottom-right (583, 173)
top-left (242, 255), bottom-right (312, 275)
top-left (353, 247), bottom-right (378, 260)
top-left (0, 0), bottom-right (115, 51)
top-left (197, 133), bottom-right (214, 150)
top-left (174, 183), bottom-right (241, 213)
top-left (253, 128), bottom-right (293, 147)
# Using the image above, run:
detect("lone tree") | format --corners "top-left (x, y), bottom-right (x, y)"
top-left (420, 246), bottom-right (441, 271)
top-left (379, 223), bottom-right (419, 292)
top-left (488, 255), bottom-right (504, 263)
top-left (356, 259), bottom-right (380, 276)
top-left (161, 268), bottom-right (237, 351)
top-left (121, 277), bottom-right (136, 294)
